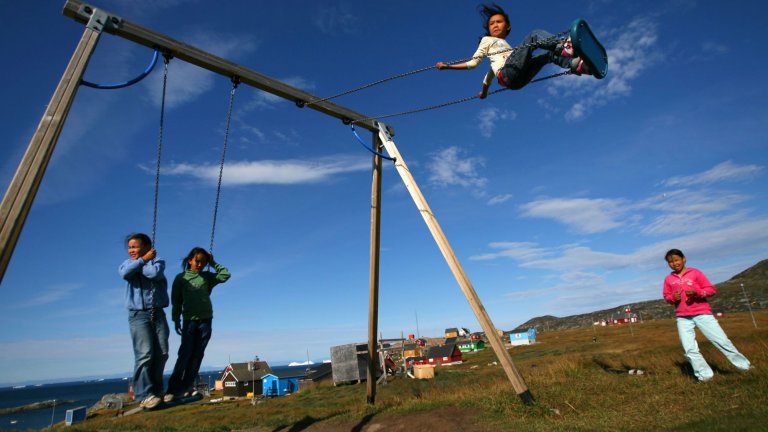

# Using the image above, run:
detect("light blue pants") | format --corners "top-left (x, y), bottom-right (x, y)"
top-left (676, 314), bottom-right (751, 381)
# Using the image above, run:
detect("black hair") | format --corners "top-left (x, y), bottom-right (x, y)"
top-left (477, 3), bottom-right (510, 37)
top-left (664, 249), bottom-right (685, 261)
top-left (126, 232), bottom-right (152, 249)
top-left (182, 246), bottom-right (210, 270)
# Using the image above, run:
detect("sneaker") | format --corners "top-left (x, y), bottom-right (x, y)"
top-left (141, 395), bottom-right (161, 409)
top-left (570, 58), bottom-right (592, 76)
top-left (163, 393), bottom-right (175, 403)
top-left (558, 36), bottom-right (574, 57)
top-left (191, 390), bottom-right (200, 397)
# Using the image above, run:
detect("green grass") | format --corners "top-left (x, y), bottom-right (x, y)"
top-left (63, 311), bottom-right (768, 431)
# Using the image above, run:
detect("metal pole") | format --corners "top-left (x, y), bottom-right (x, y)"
top-left (740, 283), bottom-right (758, 328)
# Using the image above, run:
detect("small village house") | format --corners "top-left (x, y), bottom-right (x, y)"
top-left (425, 342), bottom-right (462, 366)
top-left (509, 328), bottom-right (537, 346)
top-left (457, 339), bottom-right (486, 353)
top-left (402, 342), bottom-right (423, 359)
top-left (220, 361), bottom-right (272, 397)
top-left (262, 369), bottom-right (303, 397)
top-left (298, 362), bottom-right (333, 392)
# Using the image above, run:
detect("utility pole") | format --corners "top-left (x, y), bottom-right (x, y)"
top-left (740, 283), bottom-right (758, 328)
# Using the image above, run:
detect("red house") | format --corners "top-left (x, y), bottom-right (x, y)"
top-left (425, 343), bottom-right (462, 366)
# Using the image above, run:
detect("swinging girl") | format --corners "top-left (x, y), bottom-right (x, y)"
top-left (436, 3), bottom-right (594, 97)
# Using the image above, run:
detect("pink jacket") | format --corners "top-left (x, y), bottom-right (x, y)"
top-left (663, 267), bottom-right (715, 316)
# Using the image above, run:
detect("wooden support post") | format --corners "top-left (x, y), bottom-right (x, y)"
top-left (366, 134), bottom-right (384, 404)
top-left (375, 123), bottom-right (534, 404)
top-left (0, 26), bottom-right (102, 284)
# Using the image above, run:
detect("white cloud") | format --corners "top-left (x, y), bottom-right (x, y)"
top-left (312, 5), bottom-right (359, 35)
top-left (488, 194), bottom-right (513, 205)
top-left (661, 161), bottom-right (764, 187)
top-left (519, 197), bottom-right (627, 234)
top-left (477, 107), bottom-right (517, 138)
top-left (701, 41), bottom-right (729, 55)
top-left (18, 283), bottom-right (82, 308)
top-left (549, 15), bottom-right (660, 122)
top-left (161, 155), bottom-right (369, 185)
top-left (470, 241), bottom-right (549, 261)
top-left (144, 32), bottom-right (258, 109)
top-left (427, 146), bottom-right (487, 189)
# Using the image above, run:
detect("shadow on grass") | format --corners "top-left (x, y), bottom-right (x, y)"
top-left (351, 413), bottom-right (376, 432)
top-left (272, 412), bottom-right (344, 432)
top-left (270, 412), bottom-right (375, 432)
top-left (674, 360), bottom-right (729, 382)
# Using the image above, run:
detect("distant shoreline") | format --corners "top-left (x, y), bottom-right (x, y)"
top-left (0, 399), bottom-right (77, 415)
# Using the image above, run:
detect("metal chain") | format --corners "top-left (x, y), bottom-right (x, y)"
top-left (151, 54), bottom-right (171, 247)
top-left (302, 31), bottom-right (568, 107)
top-left (209, 77), bottom-right (240, 253)
top-left (351, 69), bottom-right (572, 124)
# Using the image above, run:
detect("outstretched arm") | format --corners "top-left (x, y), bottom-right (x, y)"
top-left (436, 61), bottom-right (470, 70)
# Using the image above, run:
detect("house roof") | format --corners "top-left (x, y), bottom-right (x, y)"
top-left (222, 361), bottom-right (272, 381)
top-left (445, 327), bottom-right (458, 333)
top-left (304, 362), bottom-right (333, 381)
top-left (427, 343), bottom-right (459, 359)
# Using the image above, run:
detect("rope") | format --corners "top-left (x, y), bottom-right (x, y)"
top-left (350, 125), bottom-right (395, 161)
top-left (209, 76), bottom-right (240, 253)
top-left (300, 32), bottom-right (568, 107)
top-left (81, 49), bottom-right (159, 89)
top-left (350, 70), bottom-right (572, 124)
top-left (151, 53), bottom-right (172, 246)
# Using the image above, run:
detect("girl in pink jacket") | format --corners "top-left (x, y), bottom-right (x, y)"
top-left (663, 249), bottom-right (751, 382)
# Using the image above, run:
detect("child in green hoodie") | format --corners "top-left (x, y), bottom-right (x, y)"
top-left (165, 247), bottom-right (230, 401)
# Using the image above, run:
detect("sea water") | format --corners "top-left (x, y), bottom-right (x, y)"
top-left (0, 373), bottom-right (221, 431)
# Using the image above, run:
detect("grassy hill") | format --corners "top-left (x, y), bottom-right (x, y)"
top-left (65, 311), bottom-right (768, 431)
top-left (516, 259), bottom-right (768, 333)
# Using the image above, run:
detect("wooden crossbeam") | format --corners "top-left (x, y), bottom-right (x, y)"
top-left (62, 0), bottom-right (384, 133)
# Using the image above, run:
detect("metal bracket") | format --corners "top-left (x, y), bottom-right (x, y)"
top-left (374, 121), bottom-right (395, 141)
top-left (78, 3), bottom-right (123, 33)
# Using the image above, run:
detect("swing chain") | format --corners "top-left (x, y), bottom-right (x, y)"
top-left (152, 54), bottom-right (171, 247)
top-left (302, 31), bottom-right (568, 107)
top-left (210, 76), bottom-right (239, 253)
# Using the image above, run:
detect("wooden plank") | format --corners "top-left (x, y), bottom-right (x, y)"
top-left (366, 136), bottom-right (384, 404)
top-left (61, 0), bottom-right (384, 133)
top-left (375, 124), bottom-right (534, 404)
top-left (0, 26), bottom-right (101, 284)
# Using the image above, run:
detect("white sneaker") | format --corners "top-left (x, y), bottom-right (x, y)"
top-left (142, 395), bottom-right (161, 409)
top-left (163, 393), bottom-right (175, 403)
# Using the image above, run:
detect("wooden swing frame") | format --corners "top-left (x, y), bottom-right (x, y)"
top-left (0, 0), bottom-right (533, 405)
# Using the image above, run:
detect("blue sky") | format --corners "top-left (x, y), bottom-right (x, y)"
top-left (1, 0), bottom-right (766, 385)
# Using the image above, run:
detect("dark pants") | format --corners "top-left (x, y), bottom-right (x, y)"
top-left (167, 318), bottom-right (212, 394)
top-left (500, 29), bottom-right (571, 90)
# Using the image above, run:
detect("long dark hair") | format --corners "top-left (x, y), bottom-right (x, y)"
top-left (478, 3), bottom-right (510, 37)
top-left (182, 246), bottom-right (210, 270)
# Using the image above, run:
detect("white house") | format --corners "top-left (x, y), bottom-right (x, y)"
top-left (509, 328), bottom-right (537, 346)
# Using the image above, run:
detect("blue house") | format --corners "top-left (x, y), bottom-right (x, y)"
top-left (262, 369), bottom-right (302, 397)
top-left (509, 328), bottom-right (537, 346)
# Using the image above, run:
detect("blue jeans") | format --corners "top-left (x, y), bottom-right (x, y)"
top-left (676, 314), bottom-right (751, 381)
top-left (167, 319), bottom-right (212, 395)
top-left (129, 309), bottom-right (169, 400)
top-left (500, 29), bottom-right (572, 90)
